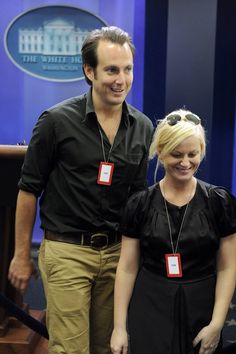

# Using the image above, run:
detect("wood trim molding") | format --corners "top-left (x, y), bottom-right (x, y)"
top-left (0, 145), bottom-right (27, 159)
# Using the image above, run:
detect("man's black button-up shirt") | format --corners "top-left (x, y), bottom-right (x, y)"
top-left (19, 90), bottom-right (153, 233)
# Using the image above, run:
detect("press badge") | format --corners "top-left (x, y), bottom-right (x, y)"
top-left (165, 253), bottom-right (182, 277)
top-left (97, 162), bottom-right (114, 185)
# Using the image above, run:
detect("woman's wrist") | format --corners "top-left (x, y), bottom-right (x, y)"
top-left (113, 325), bottom-right (127, 331)
top-left (209, 319), bottom-right (224, 331)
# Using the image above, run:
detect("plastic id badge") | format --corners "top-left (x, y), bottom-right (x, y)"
top-left (165, 253), bottom-right (183, 277)
top-left (97, 162), bottom-right (114, 185)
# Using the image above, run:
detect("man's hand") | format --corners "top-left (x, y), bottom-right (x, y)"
top-left (8, 256), bottom-right (37, 293)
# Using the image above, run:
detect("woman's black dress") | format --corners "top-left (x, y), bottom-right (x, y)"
top-left (120, 180), bottom-right (236, 354)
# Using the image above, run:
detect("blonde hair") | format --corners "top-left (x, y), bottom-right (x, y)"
top-left (149, 109), bottom-right (206, 161)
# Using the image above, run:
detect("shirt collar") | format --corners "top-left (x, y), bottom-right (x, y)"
top-left (83, 88), bottom-right (136, 125)
top-left (83, 88), bottom-right (95, 121)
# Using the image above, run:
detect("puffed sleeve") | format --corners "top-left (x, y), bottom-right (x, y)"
top-left (210, 187), bottom-right (236, 237)
top-left (119, 188), bottom-right (151, 238)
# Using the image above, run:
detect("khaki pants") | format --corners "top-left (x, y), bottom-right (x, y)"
top-left (38, 238), bottom-right (121, 354)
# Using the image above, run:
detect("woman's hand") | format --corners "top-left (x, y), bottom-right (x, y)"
top-left (110, 328), bottom-right (129, 354)
top-left (193, 323), bottom-right (221, 354)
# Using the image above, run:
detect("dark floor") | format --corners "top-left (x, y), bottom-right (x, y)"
top-left (33, 336), bottom-right (48, 354)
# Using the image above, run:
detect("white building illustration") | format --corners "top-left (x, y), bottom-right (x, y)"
top-left (18, 18), bottom-right (89, 55)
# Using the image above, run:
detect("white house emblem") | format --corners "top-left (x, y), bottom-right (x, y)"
top-left (4, 5), bottom-right (107, 82)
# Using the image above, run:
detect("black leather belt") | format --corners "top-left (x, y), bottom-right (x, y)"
top-left (44, 230), bottom-right (121, 250)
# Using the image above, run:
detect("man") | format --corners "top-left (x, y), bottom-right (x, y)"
top-left (8, 26), bottom-right (153, 354)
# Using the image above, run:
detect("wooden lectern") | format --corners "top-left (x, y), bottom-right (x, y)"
top-left (0, 145), bottom-right (27, 332)
top-left (0, 145), bottom-right (46, 354)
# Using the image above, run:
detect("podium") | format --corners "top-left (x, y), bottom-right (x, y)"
top-left (0, 145), bottom-right (47, 354)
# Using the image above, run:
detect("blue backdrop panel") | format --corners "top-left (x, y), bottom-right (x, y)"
top-left (144, 0), bottom-right (236, 193)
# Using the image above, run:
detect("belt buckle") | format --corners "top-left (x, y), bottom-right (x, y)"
top-left (90, 233), bottom-right (109, 250)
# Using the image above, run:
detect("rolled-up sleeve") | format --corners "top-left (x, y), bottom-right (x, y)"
top-left (18, 112), bottom-right (56, 197)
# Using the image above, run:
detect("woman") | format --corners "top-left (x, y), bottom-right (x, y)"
top-left (110, 109), bottom-right (236, 354)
